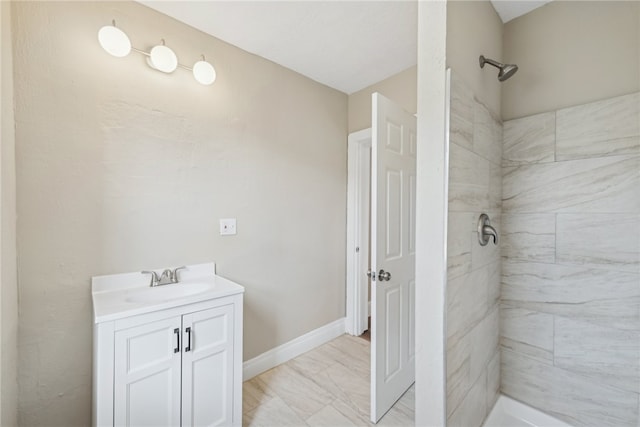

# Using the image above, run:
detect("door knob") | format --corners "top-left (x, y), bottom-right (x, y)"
top-left (378, 269), bottom-right (392, 281)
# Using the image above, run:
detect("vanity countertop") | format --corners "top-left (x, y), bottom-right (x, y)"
top-left (91, 262), bottom-right (244, 323)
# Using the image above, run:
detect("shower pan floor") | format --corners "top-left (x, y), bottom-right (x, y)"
top-left (483, 395), bottom-right (573, 427)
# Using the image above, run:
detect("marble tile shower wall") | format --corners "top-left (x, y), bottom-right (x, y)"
top-left (501, 92), bottom-right (640, 427)
top-left (446, 72), bottom-right (502, 427)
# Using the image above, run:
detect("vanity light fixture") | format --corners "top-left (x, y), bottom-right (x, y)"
top-left (98, 20), bottom-right (131, 58)
top-left (97, 20), bottom-right (217, 86)
top-left (192, 56), bottom-right (217, 85)
top-left (147, 40), bottom-right (178, 73)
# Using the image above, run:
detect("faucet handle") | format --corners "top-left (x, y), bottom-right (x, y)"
top-left (483, 225), bottom-right (499, 244)
top-left (141, 270), bottom-right (159, 287)
top-left (477, 213), bottom-right (499, 246)
top-left (172, 266), bottom-right (187, 283)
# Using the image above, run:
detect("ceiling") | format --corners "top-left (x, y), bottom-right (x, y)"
top-left (139, 1), bottom-right (551, 95)
top-left (491, 0), bottom-right (553, 23)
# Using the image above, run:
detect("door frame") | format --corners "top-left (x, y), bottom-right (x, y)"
top-left (345, 128), bottom-right (371, 336)
top-left (414, 9), bottom-right (449, 421)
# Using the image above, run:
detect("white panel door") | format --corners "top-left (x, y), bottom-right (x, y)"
top-left (182, 304), bottom-right (235, 427)
top-left (114, 317), bottom-right (182, 427)
top-left (370, 92), bottom-right (416, 422)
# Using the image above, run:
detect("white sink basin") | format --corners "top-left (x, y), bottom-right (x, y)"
top-left (92, 263), bottom-right (245, 323)
top-left (125, 282), bottom-right (211, 303)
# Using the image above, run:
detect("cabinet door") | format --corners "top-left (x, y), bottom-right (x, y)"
top-left (114, 316), bottom-right (182, 427)
top-left (182, 304), bottom-right (235, 427)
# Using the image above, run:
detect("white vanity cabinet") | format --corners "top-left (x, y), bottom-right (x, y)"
top-left (92, 263), bottom-right (244, 427)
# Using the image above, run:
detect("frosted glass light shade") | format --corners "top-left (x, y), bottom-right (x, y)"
top-left (147, 45), bottom-right (178, 73)
top-left (98, 25), bottom-right (131, 58)
top-left (192, 60), bottom-right (216, 85)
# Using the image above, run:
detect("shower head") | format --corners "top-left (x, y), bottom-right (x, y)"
top-left (498, 63), bottom-right (518, 81)
top-left (479, 55), bottom-right (518, 81)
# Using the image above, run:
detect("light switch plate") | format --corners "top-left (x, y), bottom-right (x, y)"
top-left (219, 218), bottom-right (237, 236)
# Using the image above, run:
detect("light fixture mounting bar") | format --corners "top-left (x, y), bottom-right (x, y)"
top-left (130, 46), bottom-right (194, 71)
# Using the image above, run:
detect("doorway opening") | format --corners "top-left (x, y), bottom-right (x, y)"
top-left (345, 93), bottom-right (416, 423)
top-left (346, 128), bottom-right (372, 337)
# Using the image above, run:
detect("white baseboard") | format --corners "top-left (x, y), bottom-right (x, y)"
top-left (243, 317), bottom-right (346, 381)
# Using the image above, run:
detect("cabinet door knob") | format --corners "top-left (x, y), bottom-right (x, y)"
top-left (173, 328), bottom-right (180, 353)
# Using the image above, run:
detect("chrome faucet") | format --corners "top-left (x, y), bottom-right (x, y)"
top-left (158, 269), bottom-right (174, 286)
top-left (141, 266), bottom-right (187, 287)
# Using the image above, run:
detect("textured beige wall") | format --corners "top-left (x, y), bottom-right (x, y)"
top-left (347, 66), bottom-right (416, 132)
top-left (503, 1), bottom-right (640, 120)
top-left (13, 1), bottom-right (347, 425)
top-left (446, 1), bottom-right (503, 116)
top-left (1, 1), bottom-right (18, 425)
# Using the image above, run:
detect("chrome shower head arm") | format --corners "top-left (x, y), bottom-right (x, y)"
top-left (479, 55), bottom-right (503, 70)
top-left (479, 54), bottom-right (518, 81)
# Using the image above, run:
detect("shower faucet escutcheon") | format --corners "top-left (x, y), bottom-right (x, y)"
top-left (478, 213), bottom-right (499, 246)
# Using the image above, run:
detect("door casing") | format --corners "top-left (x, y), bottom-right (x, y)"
top-left (345, 128), bottom-right (372, 336)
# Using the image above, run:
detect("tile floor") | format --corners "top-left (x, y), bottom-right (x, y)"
top-left (243, 334), bottom-right (415, 426)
